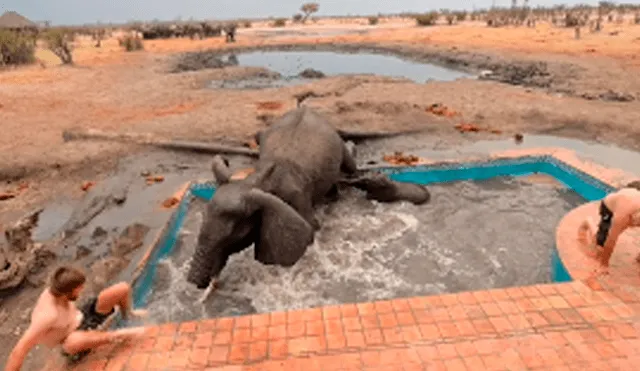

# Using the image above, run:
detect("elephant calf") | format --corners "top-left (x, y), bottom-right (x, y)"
top-left (186, 107), bottom-right (431, 290)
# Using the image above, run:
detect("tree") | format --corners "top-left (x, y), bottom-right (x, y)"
top-left (300, 3), bottom-right (319, 23)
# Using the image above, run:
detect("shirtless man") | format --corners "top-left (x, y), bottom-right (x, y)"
top-left (579, 181), bottom-right (640, 275)
top-left (5, 266), bottom-right (147, 371)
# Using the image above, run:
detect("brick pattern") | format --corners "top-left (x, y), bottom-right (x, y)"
top-left (43, 282), bottom-right (640, 371)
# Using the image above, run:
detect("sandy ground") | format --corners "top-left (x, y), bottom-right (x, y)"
top-left (1, 17), bottom-right (640, 368)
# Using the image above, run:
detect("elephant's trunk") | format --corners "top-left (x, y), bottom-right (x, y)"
top-left (187, 241), bottom-right (215, 289)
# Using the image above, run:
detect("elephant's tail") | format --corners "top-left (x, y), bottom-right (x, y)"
top-left (337, 129), bottom-right (426, 142)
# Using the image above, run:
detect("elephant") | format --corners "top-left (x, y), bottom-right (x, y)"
top-left (339, 172), bottom-right (431, 205)
top-left (186, 107), bottom-right (431, 289)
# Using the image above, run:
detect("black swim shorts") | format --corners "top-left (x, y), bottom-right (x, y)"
top-left (595, 201), bottom-right (613, 247)
top-left (61, 297), bottom-right (115, 363)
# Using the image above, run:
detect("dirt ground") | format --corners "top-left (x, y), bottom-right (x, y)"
top-left (1, 18), bottom-right (640, 369)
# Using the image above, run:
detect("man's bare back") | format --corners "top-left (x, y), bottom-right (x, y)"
top-left (4, 266), bottom-right (146, 371)
top-left (579, 185), bottom-right (640, 275)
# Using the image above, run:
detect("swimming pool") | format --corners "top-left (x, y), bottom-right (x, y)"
top-left (131, 155), bottom-right (614, 308)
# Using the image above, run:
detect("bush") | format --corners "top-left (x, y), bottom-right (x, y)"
top-left (120, 35), bottom-right (144, 52)
top-left (446, 14), bottom-right (455, 25)
top-left (273, 18), bottom-right (287, 27)
top-left (368, 16), bottom-right (379, 25)
top-left (454, 11), bottom-right (468, 22)
top-left (42, 29), bottom-right (73, 64)
top-left (242, 20), bottom-right (252, 28)
top-left (293, 13), bottom-right (303, 23)
top-left (414, 12), bottom-right (439, 26)
top-left (0, 30), bottom-right (36, 66)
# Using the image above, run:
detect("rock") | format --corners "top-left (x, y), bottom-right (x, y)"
top-left (162, 197), bottom-right (180, 209)
top-left (75, 245), bottom-right (91, 260)
top-left (81, 181), bottom-right (95, 192)
top-left (0, 192), bottom-right (16, 201)
top-left (111, 223), bottom-right (150, 257)
top-left (298, 68), bottom-right (326, 79)
top-left (598, 90), bottom-right (635, 102)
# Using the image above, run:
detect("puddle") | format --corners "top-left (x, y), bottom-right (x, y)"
top-left (143, 176), bottom-right (581, 322)
top-left (212, 50), bottom-right (471, 89)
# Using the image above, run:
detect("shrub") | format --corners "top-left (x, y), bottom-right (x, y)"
top-left (414, 12), bottom-right (439, 26)
top-left (446, 14), bottom-right (455, 25)
top-left (120, 35), bottom-right (144, 51)
top-left (293, 13), bottom-right (303, 23)
top-left (241, 20), bottom-right (252, 28)
top-left (455, 11), bottom-right (468, 22)
top-left (273, 18), bottom-right (287, 27)
top-left (0, 30), bottom-right (36, 66)
top-left (368, 16), bottom-right (379, 25)
top-left (42, 29), bottom-right (73, 64)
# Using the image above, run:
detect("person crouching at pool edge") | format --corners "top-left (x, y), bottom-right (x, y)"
top-left (578, 181), bottom-right (640, 275)
top-left (4, 265), bottom-right (148, 371)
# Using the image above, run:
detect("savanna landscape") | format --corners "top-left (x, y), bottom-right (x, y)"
top-left (1, 1), bottom-right (640, 369)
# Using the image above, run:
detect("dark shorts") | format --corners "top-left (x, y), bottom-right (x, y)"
top-left (61, 297), bottom-right (114, 363)
top-left (595, 201), bottom-right (614, 247)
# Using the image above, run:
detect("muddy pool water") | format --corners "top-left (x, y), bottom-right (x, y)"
top-left (210, 50), bottom-right (472, 89)
top-left (143, 176), bottom-right (582, 324)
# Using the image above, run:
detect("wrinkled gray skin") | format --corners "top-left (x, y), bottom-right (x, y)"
top-left (339, 173), bottom-right (431, 205)
top-left (187, 107), bottom-right (358, 289)
top-left (187, 107), bottom-right (432, 289)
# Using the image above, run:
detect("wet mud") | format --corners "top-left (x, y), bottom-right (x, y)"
top-left (144, 176), bottom-right (583, 323)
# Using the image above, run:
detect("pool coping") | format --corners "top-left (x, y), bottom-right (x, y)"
top-left (45, 146), bottom-right (640, 370)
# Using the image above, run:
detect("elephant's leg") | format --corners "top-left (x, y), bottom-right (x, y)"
top-left (340, 141), bottom-right (358, 175)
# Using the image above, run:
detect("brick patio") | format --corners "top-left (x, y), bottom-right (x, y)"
top-left (44, 280), bottom-right (640, 370)
top-left (42, 147), bottom-right (640, 370)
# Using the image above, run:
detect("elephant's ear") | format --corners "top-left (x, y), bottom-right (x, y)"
top-left (245, 189), bottom-right (314, 266)
top-left (211, 155), bottom-right (232, 184)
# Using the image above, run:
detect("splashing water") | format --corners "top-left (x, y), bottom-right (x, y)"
top-left (144, 176), bottom-right (583, 323)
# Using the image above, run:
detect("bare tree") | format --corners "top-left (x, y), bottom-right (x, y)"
top-left (300, 3), bottom-right (319, 23)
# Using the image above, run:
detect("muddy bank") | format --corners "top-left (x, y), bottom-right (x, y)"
top-left (172, 42), bottom-right (636, 103)
top-left (0, 149), bottom-right (253, 370)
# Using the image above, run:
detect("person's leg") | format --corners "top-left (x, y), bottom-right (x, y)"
top-left (94, 282), bottom-right (146, 319)
top-left (62, 328), bottom-right (146, 355)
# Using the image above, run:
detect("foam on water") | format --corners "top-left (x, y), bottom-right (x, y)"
top-left (144, 176), bottom-right (583, 323)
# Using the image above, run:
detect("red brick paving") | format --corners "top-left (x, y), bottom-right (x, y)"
top-left (42, 281), bottom-right (640, 371)
top-left (41, 148), bottom-right (640, 370)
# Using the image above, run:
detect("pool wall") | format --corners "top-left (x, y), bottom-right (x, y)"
top-left (131, 155), bottom-right (616, 308)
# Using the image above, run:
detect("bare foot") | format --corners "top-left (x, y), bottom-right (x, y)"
top-left (112, 327), bottom-right (146, 341)
top-left (130, 309), bottom-right (149, 319)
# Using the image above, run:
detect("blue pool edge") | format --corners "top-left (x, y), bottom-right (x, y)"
top-left (131, 155), bottom-right (616, 308)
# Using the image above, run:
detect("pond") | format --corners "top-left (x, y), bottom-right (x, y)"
top-left (213, 50), bottom-right (471, 88)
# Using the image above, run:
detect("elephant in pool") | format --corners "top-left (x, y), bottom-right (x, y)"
top-left (186, 107), bottom-right (431, 289)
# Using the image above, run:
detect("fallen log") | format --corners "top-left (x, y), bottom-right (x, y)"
top-left (62, 128), bottom-right (260, 158)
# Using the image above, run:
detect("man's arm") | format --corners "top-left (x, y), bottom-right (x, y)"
top-left (4, 316), bottom-right (53, 371)
top-left (598, 216), bottom-right (627, 268)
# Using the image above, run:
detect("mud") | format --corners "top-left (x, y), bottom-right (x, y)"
top-left (143, 175), bottom-right (582, 322)
top-left (172, 43), bottom-right (636, 102)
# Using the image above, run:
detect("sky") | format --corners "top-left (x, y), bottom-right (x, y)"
top-left (4, 0), bottom-right (603, 26)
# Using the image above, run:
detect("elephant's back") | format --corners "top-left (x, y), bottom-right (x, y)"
top-left (261, 107), bottom-right (344, 171)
